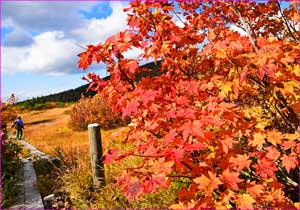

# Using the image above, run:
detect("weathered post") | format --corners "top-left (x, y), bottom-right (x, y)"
top-left (88, 123), bottom-right (105, 187)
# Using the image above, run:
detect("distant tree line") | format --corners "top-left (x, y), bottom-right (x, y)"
top-left (16, 61), bottom-right (161, 110)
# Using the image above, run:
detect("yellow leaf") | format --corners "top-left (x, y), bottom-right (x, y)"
top-left (220, 82), bottom-right (232, 97)
top-left (169, 203), bottom-right (184, 210)
top-left (284, 132), bottom-right (300, 140)
top-left (284, 80), bottom-right (299, 94)
top-left (251, 132), bottom-right (266, 149)
top-left (236, 193), bottom-right (256, 209)
top-left (216, 48), bottom-right (227, 59)
top-left (170, 200), bottom-right (196, 209)
top-left (267, 130), bottom-right (283, 145)
top-left (265, 178), bottom-right (274, 183)
top-left (207, 146), bottom-right (216, 159)
top-left (290, 64), bottom-right (300, 76)
top-left (108, 43), bottom-right (113, 50)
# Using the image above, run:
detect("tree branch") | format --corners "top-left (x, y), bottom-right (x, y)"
top-left (167, 175), bottom-right (194, 180)
top-left (230, 4), bottom-right (259, 53)
top-left (276, 1), bottom-right (299, 43)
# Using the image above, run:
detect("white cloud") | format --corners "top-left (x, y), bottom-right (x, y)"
top-left (2, 31), bottom-right (79, 75)
top-left (2, 2), bottom-right (130, 76)
top-left (2, 2), bottom-right (97, 32)
top-left (4, 26), bottom-right (33, 46)
top-left (123, 47), bottom-right (143, 60)
top-left (230, 25), bottom-right (247, 36)
top-left (72, 2), bottom-right (128, 45)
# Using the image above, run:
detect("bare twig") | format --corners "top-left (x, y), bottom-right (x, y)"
top-left (74, 42), bottom-right (87, 50)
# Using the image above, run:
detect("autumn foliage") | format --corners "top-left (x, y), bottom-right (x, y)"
top-left (78, 1), bottom-right (300, 209)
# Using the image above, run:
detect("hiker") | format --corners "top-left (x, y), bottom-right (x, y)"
top-left (13, 116), bottom-right (24, 140)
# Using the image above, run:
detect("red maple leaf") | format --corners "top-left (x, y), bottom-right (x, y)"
top-left (103, 149), bottom-right (118, 164)
top-left (164, 129), bottom-right (177, 144)
top-left (255, 157), bottom-right (278, 179)
top-left (122, 101), bottom-right (139, 118)
top-left (126, 60), bottom-right (139, 74)
top-left (143, 175), bottom-right (169, 193)
top-left (183, 142), bottom-right (205, 151)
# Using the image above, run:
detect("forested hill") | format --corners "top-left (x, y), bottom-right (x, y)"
top-left (29, 83), bottom-right (98, 103)
top-left (18, 61), bottom-right (161, 104)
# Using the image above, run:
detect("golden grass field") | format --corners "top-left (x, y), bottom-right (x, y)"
top-left (14, 106), bottom-right (176, 208)
top-left (19, 106), bottom-right (122, 160)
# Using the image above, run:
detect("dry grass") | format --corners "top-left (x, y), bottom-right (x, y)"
top-left (20, 106), bottom-right (118, 157)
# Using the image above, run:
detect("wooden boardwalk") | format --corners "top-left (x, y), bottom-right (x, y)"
top-left (9, 140), bottom-right (55, 209)
top-left (9, 159), bottom-right (44, 209)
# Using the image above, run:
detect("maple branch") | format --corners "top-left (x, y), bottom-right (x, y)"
top-left (119, 65), bottom-right (136, 90)
top-left (178, 65), bottom-right (198, 80)
top-left (138, 14), bottom-right (151, 26)
top-left (268, 101), bottom-right (296, 132)
top-left (148, 10), bottom-right (161, 40)
top-left (276, 1), bottom-right (299, 43)
top-left (172, 10), bottom-right (186, 27)
top-left (180, 161), bottom-right (193, 171)
top-left (246, 74), bottom-right (266, 89)
top-left (275, 91), bottom-right (299, 128)
top-left (125, 164), bottom-right (145, 171)
top-left (123, 128), bottom-right (134, 143)
top-left (147, 129), bottom-right (162, 138)
top-left (132, 153), bottom-right (165, 158)
top-left (74, 42), bottom-right (87, 50)
top-left (277, 165), bottom-right (299, 187)
top-left (167, 175), bottom-right (193, 180)
top-left (230, 4), bottom-right (259, 53)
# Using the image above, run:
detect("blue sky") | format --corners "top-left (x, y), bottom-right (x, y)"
top-left (1, 1), bottom-right (135, 101)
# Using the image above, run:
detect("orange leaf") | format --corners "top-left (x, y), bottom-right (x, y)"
top-left (229, 154), bottom-right (251, 171)
top-left (281, 153), bottom-right (298, 173)
top-left (265, 146), bottom-right (280, 160)
top-left (267, 130), bottom-right (283, 146)
top-left (247, 182), bottom-right (265, 198)
top-left (220, 137), bottom-right (234, 154)
top-left (194, 171), bottom-right (222, 196)
top-left (220, 168), bottom-right (243, 190)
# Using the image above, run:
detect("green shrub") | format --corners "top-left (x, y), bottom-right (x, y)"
top-left (16, 100), bottom-right (61, 111)
top-left (55, 101), bottom-right (65, 108)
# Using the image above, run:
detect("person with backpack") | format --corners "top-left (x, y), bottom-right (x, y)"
top-left (13, 116), bottom-right (24, 140)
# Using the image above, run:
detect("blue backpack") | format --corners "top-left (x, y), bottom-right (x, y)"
top-left (17, 119), bottom-right (24, 128)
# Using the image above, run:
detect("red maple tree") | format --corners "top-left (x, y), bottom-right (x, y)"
top-left (78, 1), bottom-right (300, 208)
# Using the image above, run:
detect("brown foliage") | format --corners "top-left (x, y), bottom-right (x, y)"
top-left (2, 103), bottom-right (18, 128)
top-left (69, 94), bottom-right (127, 130)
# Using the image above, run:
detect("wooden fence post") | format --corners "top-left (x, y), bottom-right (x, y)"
top-left (88, 123), bottom-right (105, 187)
